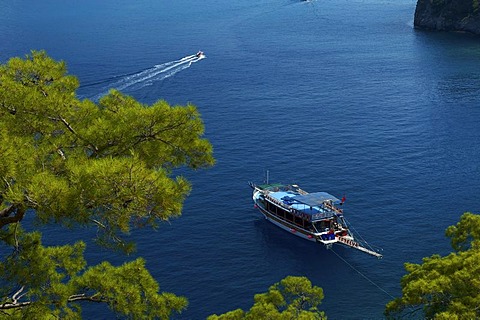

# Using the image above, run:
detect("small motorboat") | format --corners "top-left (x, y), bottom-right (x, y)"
top-left (196, 51), bottom-right (205, 58)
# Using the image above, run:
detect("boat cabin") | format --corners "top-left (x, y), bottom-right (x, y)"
top-left (261, 188), bottom-right (347, 237)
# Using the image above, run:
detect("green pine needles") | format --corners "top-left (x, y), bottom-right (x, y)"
top-left (385, 212), bottom-right (480, 319)
top-left (208, 276), bottom-right (326, 320)
top-left (0, 51), bottom-right (213, 318)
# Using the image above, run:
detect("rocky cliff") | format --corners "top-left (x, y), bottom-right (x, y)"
top-left (414, 0), bottom-right (480, 34)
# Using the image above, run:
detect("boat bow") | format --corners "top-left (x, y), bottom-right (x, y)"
top-left (336, 236), bottom-right (383, 258)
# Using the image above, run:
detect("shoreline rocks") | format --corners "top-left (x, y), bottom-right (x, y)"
top-left (414, 0), bottom-right (480, 34)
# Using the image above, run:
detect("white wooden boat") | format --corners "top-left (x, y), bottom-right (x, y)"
top-left (249, 181), bottom-right (382, 258)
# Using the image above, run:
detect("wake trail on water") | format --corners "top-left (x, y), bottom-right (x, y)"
top-left (84, 54), bottom-right (205, 101)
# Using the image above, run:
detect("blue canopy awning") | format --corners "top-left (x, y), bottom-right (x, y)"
top-left (292, 192), bottom-right (340, 207)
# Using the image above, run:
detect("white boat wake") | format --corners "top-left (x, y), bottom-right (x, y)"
top-left (84, 53), bottom-right (205, 101)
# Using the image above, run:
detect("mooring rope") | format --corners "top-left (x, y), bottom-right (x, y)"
top-left (343, 217), bottom-right (382, 253)
top-left (330, 247), bottom-right (396, 300)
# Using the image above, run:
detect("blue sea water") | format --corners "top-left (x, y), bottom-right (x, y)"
top-left (2, 0), bottom-right (480, 319)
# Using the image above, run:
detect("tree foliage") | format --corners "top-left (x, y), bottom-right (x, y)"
top-left (0, 51), bottom-right (214, 318)
top-left (385, 212), bottom-right (480, 320)
top-left (208, 276), bottom-right (326, 320)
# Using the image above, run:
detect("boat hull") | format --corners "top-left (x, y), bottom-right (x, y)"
top-left (257, 204), bottom-right (318, 242)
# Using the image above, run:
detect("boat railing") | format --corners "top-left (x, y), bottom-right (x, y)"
top-left (322, 201), bottom-right (343, 214)
top-left (296, 187), bottom-right (308, 195)
top-left (311, 212), bottom-right (335, 220)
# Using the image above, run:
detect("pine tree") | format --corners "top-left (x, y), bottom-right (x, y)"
top-left (0, 51), bottom-right (214, 318)
top-left (385, 212), bottom-right (480, 319)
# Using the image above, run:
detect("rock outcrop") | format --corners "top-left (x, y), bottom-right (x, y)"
top-left (414, 0), bottom-right (480, 34)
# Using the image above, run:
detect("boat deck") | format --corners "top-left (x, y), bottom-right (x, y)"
top-left (267, 191), bottom-right (322, 214)
top-left (264, 189), bottom-right (342, 221)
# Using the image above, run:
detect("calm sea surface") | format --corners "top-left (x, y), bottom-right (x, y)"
top-left (2, 0), bottom-right (480, 319)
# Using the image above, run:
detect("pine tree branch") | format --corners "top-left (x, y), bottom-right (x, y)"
top-left (0, 292), bottom-right (106, 310)
top-left (11, 286), bottom-right (26, 303)
top-left (67, 293), bottom-right (105, 303)
top-left (58, 115), bottom-right (99, 153)
top-left (13, 223), bottom-right (19, 251)
top-left (0, 206), bottom-right (25, 228)
top-left (0, 205), bottom-right (15, 218)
